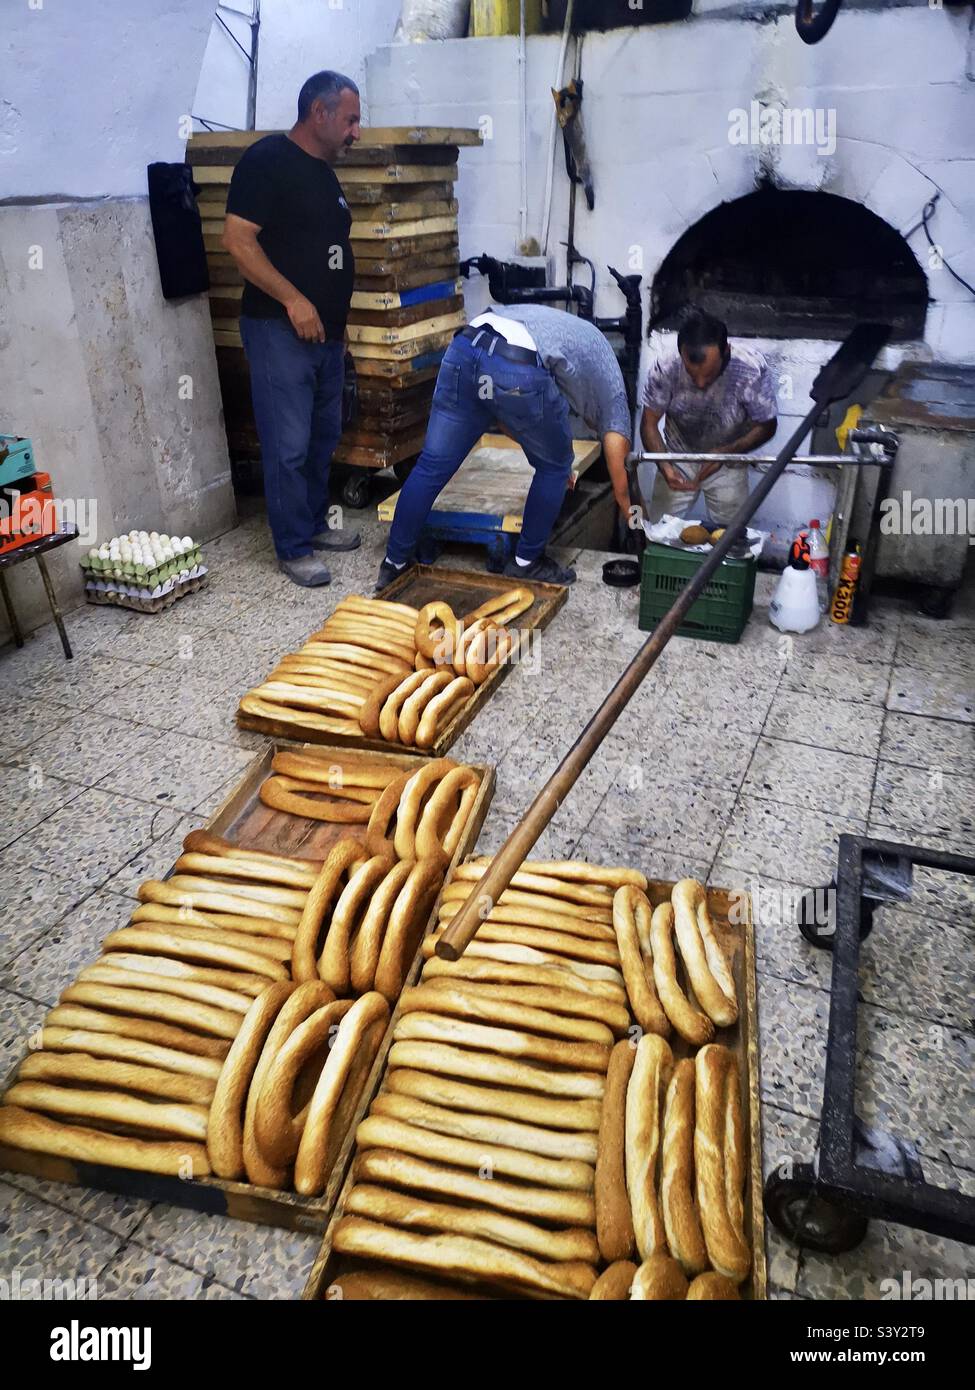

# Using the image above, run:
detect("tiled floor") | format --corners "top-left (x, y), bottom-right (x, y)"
top-left (0, 500), bottom-right (972, 1300)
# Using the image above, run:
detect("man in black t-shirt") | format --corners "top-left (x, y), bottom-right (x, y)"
top-left (223, 70), bottom-right (361, 586)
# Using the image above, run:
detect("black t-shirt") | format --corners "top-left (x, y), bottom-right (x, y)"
top-left (226, 134), bottom-right (355, 336)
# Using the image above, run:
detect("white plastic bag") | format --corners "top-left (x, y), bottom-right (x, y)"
top-left (642, 513), bottom-right (767, 559)
top-left (394, 0), bottom-right (470, 42)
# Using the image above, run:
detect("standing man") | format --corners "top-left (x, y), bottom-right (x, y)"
top-left (223, 71), bottom-right (362, 586)
top-left (376, 304), bottom-right (634, 589)
top-left (640, 308), bottom-right (778, 526)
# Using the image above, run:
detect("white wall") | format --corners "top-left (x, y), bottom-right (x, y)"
top-left (193, 0), bottom-right (403, 132)
top-left (365, 9), bottom-right (975, 554)
top-left (1, 0), bottom-right (216, 197)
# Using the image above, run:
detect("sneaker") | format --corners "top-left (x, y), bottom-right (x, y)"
top-left (311, 528), bottom-right (361, 552)
top-left (279, 554), bottom-right (332, 587)
top-left (375, 557), bottom-right (408, 592)
top-left (503, 552), bottom-right (576, 585)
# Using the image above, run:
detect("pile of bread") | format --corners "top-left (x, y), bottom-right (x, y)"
top-left (0, 757), bottom-right (482, 1194)
top-left (329, 868), bottom-right (750, 1300)
top-left (238, 587), bottom-right (533, 748)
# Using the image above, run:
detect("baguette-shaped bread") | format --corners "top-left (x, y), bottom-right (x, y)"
top-left (354, 1114), bottom-right (595, 1192)
top-left (40, 1027), bottom-right (222, 1079)
top-left (16, 1050), bottom-right (216, 1106)
top-left (612, 886), bottom-right (670, 1037)
top-left (323, 1269), bottom-right (492, 1301)
top-left (46, 1005), bottom-right (230, 1060)
top-left (392, 1014), bottom-right (611, 1074)
top-left (371, 1091), bottom-right (597, 1163)
top-left (94, 951), bottom-right (267, 998)
top-left (398, 984), bottom-right (614, 1045)
top-left (5, 1081), bottom-right (209, 1142)
top-left (206, 984), bottom-right (294, 1180)
top-left (630, 1253), bottom-right (689, 1300)
top-left (694, 1044), bottom-right (750, 1283)
top-left (0, 1104), bottom-right (210, 1177)
top-left (385, 1068), bottom-right (602, 1131)
top-left (102, 927), bottom-right (289, 980)
top-left (332, 1215), bottom-right (596, 1300)
top-left (625, 1033), bottom-right (674, 1261)
top-left (386, 1041), bottom-right (606, 1099)
top-left (649, 903), bottom-right (715, 1045)
top-left (661, 1058), bottom-right (709, 1276)
top-left (671, 879), bottom-right (738, 1028)
top-left (436, 909), bottom-right (620, 955)
top-left (354, 1148), bottom-right (595, 1227)
top-left (416, 976), bottom-right (630, 1036)
top-left (60, 983), bottom-right (241, 1041)
top-left (78, 962), bottom-right (252, 1016)
top-left (420, 953), bottom-right (627, 1005)
top-left (421, 935), bottom-right (625, 986)
top-left (596, 1040), bottom-right (637, 1263)
top-left (346, 1183), bottom-right (599, 1264)
top-left (589, 1261), bottom-right (638, 1301)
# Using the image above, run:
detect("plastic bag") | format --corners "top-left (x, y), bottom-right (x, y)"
top-left (394, 0), bottom-right (470, 42)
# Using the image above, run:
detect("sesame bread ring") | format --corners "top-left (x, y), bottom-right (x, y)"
top-left (364, 770), bottom-right (414, 858)
top-left (374, 854), bottom-right (448, 1001)
top-left (292, 839), bottom-right (368, 983)
top-left (341, 595), bottom-right (419, 621)
top-left (294, 991), bottom-right (390, 1196)
top-left (207, 982), bottom-right (295, 1179)
top-left (359, 674), bottom-right (408, 738)
top-left (453, 618), bottom-right (492, 677)
top-left (414, 676), bottom-right (475, 749)
top-left (259, 775), bottom-right (373, 824)
top-left (318, 852), bottom-right (396, 994)
top-left (463, 586), bottom-right (534, 625)
top-left (415, 601), bottom-right (459, 660)
top-left (671, 879), bottom-right (738, 1028)
top-left (253, 998), bottom-right (354, 1167)
top-left (414, 766), bottom-right (481, 860)
top-left (466, 625), bottom-right (514, 686)
top-left (392, 759), bottom-right (459, 861)
top-left (240, 980), bottom-right (335, 1188)
top-left (349, 860), bottom-right (415, 995)
top-left (650, 903), bottom-right (715, 1046)
top-left (398, 671), bottom-right (455, 746)
top-left (379, 672), bottom-right (430, 743)
top-left (415, 651), bottom-right (437, 671)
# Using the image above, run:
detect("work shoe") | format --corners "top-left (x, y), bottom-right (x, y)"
top-left (374, 557), bottom-right (408, 592)
top-left (279, 554), bottom-right (332, 587)
top-left (312, 527), bottom-right (361, 552)
top-left (503, 552), bottom-right (577, 585)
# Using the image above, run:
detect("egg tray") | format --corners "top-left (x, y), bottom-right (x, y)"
top-left (81, 544), bottom-right (204, 587)
top-left (85, 567), bottom-right (209, 614)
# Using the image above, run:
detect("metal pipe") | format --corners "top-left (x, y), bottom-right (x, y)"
top-left (437, 407), bottom-right (817, 961)
top-left (518, 0), bottom-right (528, 248)
top-left (540, 0), bottom-right (574, 255)
top-left (637, 452), bottom-right (860, 471)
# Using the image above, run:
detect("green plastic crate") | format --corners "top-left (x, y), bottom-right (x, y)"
top-left (639, 541), bottom-right (757, 644)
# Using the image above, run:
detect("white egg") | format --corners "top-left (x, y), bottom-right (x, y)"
top-left (159, 534), bottom-right (171, 546)
top-left (181, 536), bottom-right (193, 549)
top-left (149, 531), bottom-right (159, 541)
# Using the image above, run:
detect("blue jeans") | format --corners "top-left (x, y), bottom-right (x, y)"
top-left (240, 316), bottom-right (345, 559)
top-left (385, 333), bottom-right (574, 567)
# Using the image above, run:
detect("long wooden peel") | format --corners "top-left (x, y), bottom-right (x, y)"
top-left (437, 324), bottom-right (890, 961)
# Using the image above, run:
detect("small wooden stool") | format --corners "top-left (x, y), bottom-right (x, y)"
top-left (0, 527), bottom-right (79, 660)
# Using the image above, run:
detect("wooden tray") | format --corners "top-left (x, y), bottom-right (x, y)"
top-left (236, 565), bottom-right (568, 756)
top-left (0, 743), bottom-right (495, 1234)
top-left (301, 875), bottom-right (766, 1299)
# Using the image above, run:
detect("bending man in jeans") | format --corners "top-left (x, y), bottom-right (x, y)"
top-left (640, 309), bottom-right (778, 526)
top-left (223, 70), bottom-right (362, 587)
top-left (376, 305), bottom-right (634, 589)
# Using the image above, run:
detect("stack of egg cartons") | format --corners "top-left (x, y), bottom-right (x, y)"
top-left (82, 531), bottom-right (208, 612)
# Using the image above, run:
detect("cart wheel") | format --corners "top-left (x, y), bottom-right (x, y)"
top-left (918, 585), bottom-right (953, 620)
top-left (764, 1170), bottom-right (868, 1254)
top-left (797, 883), bottom-right (836, 949)
top-left (342, 474), bottom-right (371, 510)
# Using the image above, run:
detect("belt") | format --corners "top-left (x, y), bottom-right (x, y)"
top-left (461, 324), bottom-right (541, 366)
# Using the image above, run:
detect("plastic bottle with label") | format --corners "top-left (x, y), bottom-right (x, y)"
top-left (807, 520), bottom-right (830, 613)
top-left (770, 533), bottom-right (821, 634)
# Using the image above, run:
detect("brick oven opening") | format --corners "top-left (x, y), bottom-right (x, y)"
top-left (650, 187), bottom-right (929, 341)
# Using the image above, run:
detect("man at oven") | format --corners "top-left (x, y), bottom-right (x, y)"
top-left (640, 308), bottom-right (778, 525)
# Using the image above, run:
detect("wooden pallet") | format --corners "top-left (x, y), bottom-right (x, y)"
top-left (0, 742), bottom-right (495, 1233)
top-left (302, 875), bottom-right (766, 1300)
top-left (236, 565), bottom-right (568, 755)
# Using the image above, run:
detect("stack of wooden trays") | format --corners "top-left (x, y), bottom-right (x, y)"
top-left (187, 127), bottom-right (481, 475)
